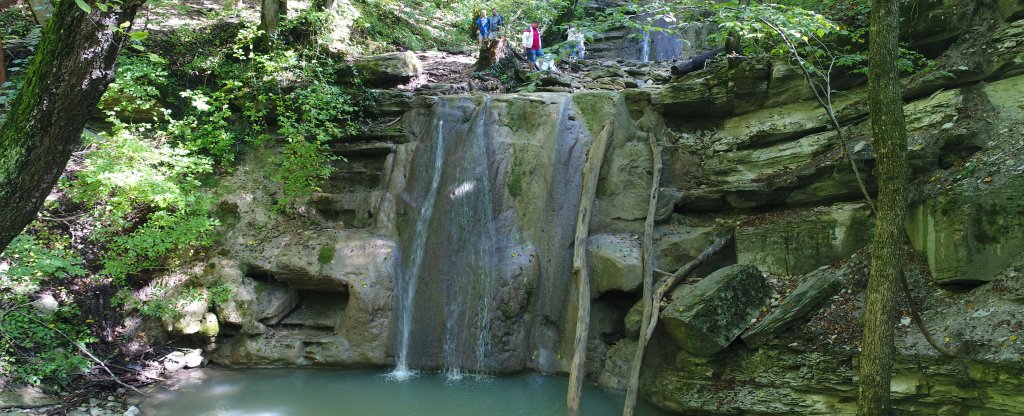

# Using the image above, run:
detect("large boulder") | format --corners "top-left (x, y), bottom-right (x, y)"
top-left (736, 203), bottom-right (873, 276)
top-left (596, 339), bottom-right (637, 391)
top-left (344, 51), bottom-right (422, 87)
top-left (587, 234), bottom-right (643, 296)
top-left (900, 0), bottom-right (977, 56)
top-left (907, 176), bottom-right (1024, 285)
top-left (660, 264), bottom-right (770, 356)
top-left (742, 270), bottom-right (842, 347)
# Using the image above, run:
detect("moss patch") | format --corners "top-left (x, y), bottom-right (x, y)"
top-left (318, 244), bottom-right (335, 265)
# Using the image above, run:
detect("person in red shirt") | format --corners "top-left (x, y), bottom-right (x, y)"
top-left (524, 20), bottom-right (544, 72)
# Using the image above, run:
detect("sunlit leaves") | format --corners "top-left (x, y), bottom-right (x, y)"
top-left (73, 0), bottom-right (92, 13)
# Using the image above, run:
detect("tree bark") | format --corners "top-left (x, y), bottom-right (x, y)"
top-left (261, 0), bottom-right (287, 37)
top-left (566, 120), bottom-right (613, 410)
top-left (0, 38), bottom-right (6, 86)
top-left (622, 133), bottom-right (661, 416)
top-left (857, 0), bottom-right (908, 414)
top-left (0, 0), bottom-right (147, 253)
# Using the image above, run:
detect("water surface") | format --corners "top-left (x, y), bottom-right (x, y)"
top-left (140, 369), bottom-right (673, 416)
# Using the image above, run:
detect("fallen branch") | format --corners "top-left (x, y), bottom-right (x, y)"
top-left (24, 314), bottom-right (147, 396)
top-left (623, 133), bottom-right (662, 416)
top-left (623, 234), bottom-right (733, 413)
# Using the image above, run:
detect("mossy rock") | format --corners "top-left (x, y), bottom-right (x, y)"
top-left (907, 175), bottom-right (1024, 284)
top-left (735, 203), bottom-right (873, 276)
top-left (660, 264), bottom-right (769, 356)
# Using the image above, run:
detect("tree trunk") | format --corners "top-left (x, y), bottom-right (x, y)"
top-left (0, 38), bottom-right (6, 86)
top-left (566, 120), bottom-right (614, 410)
top-left (474, 38), bottom-right (523, 82)
top-left (857, 0), bottom-right (908, 414)
top-left (261, 0), bottom-right (287, 37)
top-left (0, 0), bottom-right (147, 253)
top-left (622, 133), bottom-right (661, 416)
top-left (28, 0), bottom-right (53, 25)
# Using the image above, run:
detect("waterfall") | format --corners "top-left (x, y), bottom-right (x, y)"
top-left (640, 29), bottom-right (651, 63)
top-left (390, 94), bottom-right (588, 379)
top-left (440, 97), bottom-right (500, 379)
top-left (390, 105), bottom-right (448, 381)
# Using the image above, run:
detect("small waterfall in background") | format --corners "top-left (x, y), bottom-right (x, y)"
top-left (390, 105), bottom-right (448, 381)
top-left (640, 29), bottom-right (651, 63)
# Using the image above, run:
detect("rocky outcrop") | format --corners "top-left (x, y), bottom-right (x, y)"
top-left (735, 203), bottom-right (873, 276)
top-left (587, 233), bottom-right (643, 296)
top-left (343, 51), bottom-right (423, 87)
top-left (741, 270), bottom-right (842, 347)
top-left (660, 264), bottom-right (770, 356)
top-left (907, 175), bottom-right (1024, 285)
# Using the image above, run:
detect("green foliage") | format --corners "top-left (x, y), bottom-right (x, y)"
top-left (0, 299), bottom-right (94, 388)
top-left (0, 5), bottom-right (36, 39)
top-left (0, 236), bottom-right (94, 388)
top-left (351, 0), bottom-right (574, 52)
top-left (1, 235), bottom-right (87, 294)
top-left (0, 8), bottom-right (42, 121)
top-left (68, 123), bottom-right (219, 283)
top-left (103, 55), bottom-right (170, 118)
top-left (317, 244), bottom-right (335, 265)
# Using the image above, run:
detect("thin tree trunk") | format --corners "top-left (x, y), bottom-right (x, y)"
top-left (566, 120), bottom-right (614, 410)
top-left (0, 38), bottom-right (6, 86)
top-left (27, 0), bottom-right (53, 25)
top-left (857, 0), bottom-right (908, 413)
top-left (0, 0), bottom-right (147, 253)
top-left (261, 0), bottom-right (287, 37)
top-left (622, 133), bottom-right (662, 416)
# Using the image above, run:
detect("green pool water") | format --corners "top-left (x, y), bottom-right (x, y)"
top-left (139, 369), bottom-right (673, 416)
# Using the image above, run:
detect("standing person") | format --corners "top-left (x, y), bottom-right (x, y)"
top-left (488, 8), bottom-right (504, 40)
top-left (476, 11), bottom-right (490, 45)
top-left (567, 24), bottom-right (585, 59)
top-left (523, 20), bottom-right (544, 71)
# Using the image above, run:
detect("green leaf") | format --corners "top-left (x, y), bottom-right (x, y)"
top-left (130, 31), bottom-right (149, 41)
top-left (74, 0), bottom-right (92, 13)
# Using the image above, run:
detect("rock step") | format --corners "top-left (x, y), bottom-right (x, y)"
top-left (741, 269), bottom-right (843, 347)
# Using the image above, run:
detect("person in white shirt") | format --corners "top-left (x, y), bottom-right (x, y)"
top-left (567, 24), bottom-right (585, 59)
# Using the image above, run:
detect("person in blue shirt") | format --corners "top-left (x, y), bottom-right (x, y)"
top-left (476, 11), bottom-right (490, 45)
top-left (488, 8), bottom-right (504, 40)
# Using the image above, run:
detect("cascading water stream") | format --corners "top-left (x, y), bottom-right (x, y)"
top-left (390, 108), bottom-right (448, 381)
top-left (640, 29), bottom-right (651, 63)
top-left (441, 98), bottom-right (500, 380)
top-left (390, 94), bottom-right (585, 381)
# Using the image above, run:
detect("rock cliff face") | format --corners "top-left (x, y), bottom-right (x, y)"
top-left (166, 0), bottom-right (1024, 414)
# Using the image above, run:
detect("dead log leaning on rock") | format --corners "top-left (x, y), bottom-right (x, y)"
top-left (622, 233), bottom-right (734, 416)
top-left (567, 120), bottom-right (614, 411)
top-left (622, 133), bottom-right (662, 416)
